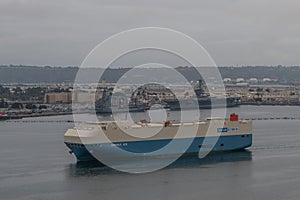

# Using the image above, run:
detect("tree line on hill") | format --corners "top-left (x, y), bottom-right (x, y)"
top-left (0, 65), bottom-right (299, 84)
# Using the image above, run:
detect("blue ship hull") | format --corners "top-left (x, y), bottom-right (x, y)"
top-left (65, 134), bottom-right (252, 162)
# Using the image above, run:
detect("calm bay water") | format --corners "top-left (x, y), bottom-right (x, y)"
top-left (0, 106), bottom-right (300, 200)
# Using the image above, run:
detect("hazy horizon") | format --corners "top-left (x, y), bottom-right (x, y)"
top-left (1, 0), bottom-right (300, 66)
top-left (1, 64), bottom-right (300, 68)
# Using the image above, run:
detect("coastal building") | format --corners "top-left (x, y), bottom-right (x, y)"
top-left (236, 78), bottom-right (245, 83)
top-left (73, 92), bottom-right (102, 104)
top-left (263, 78), bottom-right (272, 82)
top-left (44, 92), bottom-right (102, 104)
top-left (223, 78), bottom-right (232, 83)
top-left (44, 93), bottom-right (72, 104)
top-left (249, 78), bottom-right (258, 83)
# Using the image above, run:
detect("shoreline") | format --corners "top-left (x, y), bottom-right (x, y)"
top-left (241, 103), bottom-right (300, 106)
top-left (1, 104), bottom-right (300, 121)
top-left (0, 111), bottom-right (73, 121)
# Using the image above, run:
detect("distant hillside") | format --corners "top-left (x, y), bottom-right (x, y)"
top-left (0, 65), bottom-right (299, 84)
top-left (0, 65), bottom-right (78, 84)
top-left (0, 65), bottom-right (129, 84)
top-left (218, 66), bottom-right (300, 83)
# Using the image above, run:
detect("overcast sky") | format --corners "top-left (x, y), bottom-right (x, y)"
top-left (1, 0), bottom-right (300, 66)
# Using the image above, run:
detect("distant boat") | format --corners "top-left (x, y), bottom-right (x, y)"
top-left (95, 87), bottom-right (147, 114)
top-left (163, 80), bottom-right (241, 110)
top-left (164, 96), bottom-right (241, 110)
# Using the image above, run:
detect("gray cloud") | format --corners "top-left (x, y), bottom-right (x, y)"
top-left (0, 0), bottom-right (300, 66)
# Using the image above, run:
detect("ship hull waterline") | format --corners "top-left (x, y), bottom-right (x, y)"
top-left (65, 134), bottom-right (252, 162)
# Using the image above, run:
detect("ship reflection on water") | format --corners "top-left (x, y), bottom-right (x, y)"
top-left (169, 150), bottom-right (252, 169)
top-left (67, 150), bottom-right (252, 176)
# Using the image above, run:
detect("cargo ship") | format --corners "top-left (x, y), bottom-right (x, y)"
top-left (64, 114), bottom-right (252, 162)
top-left (163, 80), bottom-right (241, 110)
top-left (163, 96), bottom-right (241, 110)
top-left (95, 86), bottom-right (147, 114)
